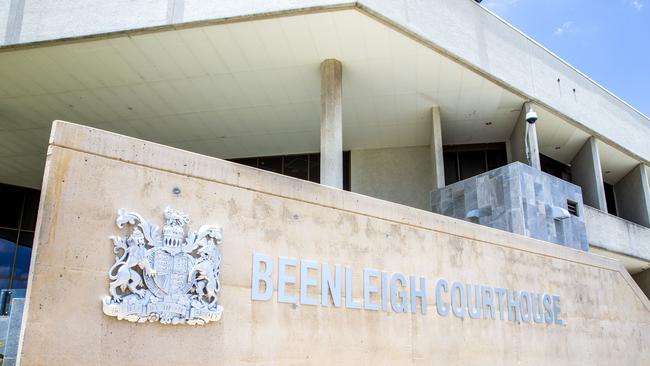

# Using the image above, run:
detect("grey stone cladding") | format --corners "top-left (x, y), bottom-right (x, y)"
top-left (431, 162), bottom-right (588, 251)
top-left (0, 297), bottom-right (25, 366)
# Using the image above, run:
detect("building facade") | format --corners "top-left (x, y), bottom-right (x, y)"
top-left (0, 0), bottom-right (649, 364)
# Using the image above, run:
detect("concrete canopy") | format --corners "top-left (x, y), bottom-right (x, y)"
top-left (0, 0), bottom-right (648, 190)
top-left (0, 8), bottom-right (527, 188)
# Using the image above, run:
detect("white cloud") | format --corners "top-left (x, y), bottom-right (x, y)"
top-left (630, 0), bottom-right (644, 11)
top-left (553, 21), bottom-right (574, 37)
top-left (483, 0), bottom-right (520, 12)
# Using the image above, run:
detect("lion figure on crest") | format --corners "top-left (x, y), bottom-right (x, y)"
top-left (108, 228), bottom-right (156, 301)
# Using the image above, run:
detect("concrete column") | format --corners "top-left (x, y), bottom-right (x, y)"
top-left (430, 106), bottom-right (445, 189)
top-left (320, 59), bottom-right (343, 189)
top-left (571, 137), bottom-right (607, 211)
top-left (614, 164), bottom-right (650, 227)
top-left (509, 102), bottom-right (540, 170)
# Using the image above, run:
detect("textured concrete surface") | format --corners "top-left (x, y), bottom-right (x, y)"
top-left (614, 164), bottom-right (650, 228)
top-left (351, 146), bottom-right (432, 210)
top-left (571, 137), bottom-right (607, 211)
top-left (430, 107), bottom-right (444, 190)
top-left (18, 121), bottom-right (650, 365)
top-left (431, 162), bottom-right (588, 251)
top-left (584, 205), bottom-right (650, 262)
top-left (2, 1), bottom-right (648, 165)
top-left (320, 59), bottom-right (343, 189)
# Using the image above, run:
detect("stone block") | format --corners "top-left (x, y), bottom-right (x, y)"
top-left (431, 162), bottom-right (588, 250)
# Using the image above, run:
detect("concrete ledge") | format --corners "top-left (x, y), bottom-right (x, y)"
top-left (585, 205), bottom-right (650, 263)
top-left (46, 121), bottom-right (650, 309)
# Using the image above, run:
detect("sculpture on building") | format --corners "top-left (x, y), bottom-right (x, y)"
top-left (102, 207), bottom-right (224, 325)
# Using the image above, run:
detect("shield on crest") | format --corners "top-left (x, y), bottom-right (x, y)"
top-left (144, 248), bottom-right (195, 297)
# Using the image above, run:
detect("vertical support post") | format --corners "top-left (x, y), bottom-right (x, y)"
top-left (571, 137), bottom-right (607, 211)
top-left (431, 106), bottom-right (445, 189)
top-left (320, 59), bottom-right (343, 189)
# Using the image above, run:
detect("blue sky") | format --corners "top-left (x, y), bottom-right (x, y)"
top-left (482, 0), bottom-right (650, 117)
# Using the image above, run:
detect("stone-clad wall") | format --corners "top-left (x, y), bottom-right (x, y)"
top-left (431, 162), bottom-right (588, 251)
top-left (0, 298), bottom-right (24, 366)
top-left (17, 121), bottom-right (650, 365)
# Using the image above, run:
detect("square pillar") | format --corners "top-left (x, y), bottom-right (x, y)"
top-left (614, 164), bottom-right (650, 227)
top-left (571, 137), bottom-right (607, 211)
top-left (430, 106), bottom-right (445, 189)
top-left (320, 59), bottom-right (343, 189)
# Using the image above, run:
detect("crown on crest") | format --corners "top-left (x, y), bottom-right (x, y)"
top-left (162, 206), bottom-right (189, 247)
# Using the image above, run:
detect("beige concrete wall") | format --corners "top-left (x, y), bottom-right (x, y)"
top-left (18, 121), bottom-right (650, 365)
top-left (351, 146), bottom-right (432, 210)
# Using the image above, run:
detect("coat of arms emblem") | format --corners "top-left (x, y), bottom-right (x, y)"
top-left (102, 207), bottom-right (224, 325)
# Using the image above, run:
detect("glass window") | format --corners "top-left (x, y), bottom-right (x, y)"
top-left (0, 183), bottom-right (41, 290)
top-left (486, 149), bottom-right (508, 171)
top-left (604, 183), bottom-right (617, 216)
top-left (444, 152), bottom-right (459, 185)
top-left (284, 155), bottom-right (309, 180)
top-left (11, 241), bottom-right (32, 289)
top-left (541, 154), bottom-right (572, 182)
top-left (308, 154), bottom-right (320, 183)
top-left (0, 185), bottom-right (23, 228)
top-left (227, 152), bottom-right (350, 190)
top-left (442, 143), bottom-right (508, 184)
top-left (258, 156), bottom-right (283, 174)
top-left (343, 151), bottom-right (351, 191)
top-left (459, 151), bottom-right (486, 180)
top-left (230, 157), bottom-right (258, 168)
top-left (0, 229), bottom-right (18, 289)
top-left (21, 190), bottom-right (41, 231)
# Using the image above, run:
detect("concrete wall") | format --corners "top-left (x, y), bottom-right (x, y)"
top-left (351, 146), bottom-right (432, 210)
top-left (509, 113), bottom-right (527, 166)
top-left (614, 164), bottom-right (650, 227)
top-left (571, 138), bottom-right (607, 211)
top-left (1, 1), bottom-right (648, 165)
top-left (18, 121), bottom-right (650, 365)
top-left (584, 205), bottom-right (650, 262)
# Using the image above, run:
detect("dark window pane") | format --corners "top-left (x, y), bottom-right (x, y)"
top-left (284, 155), bottom-right (308, 180)
top-left (604, 183), bottom-right (617, 216)
top-left (258, 156), bottom-right (283, 174)
top-left (0, 184), bottom-right (24, 228)
top-left (0, 229), bottom-right (18, 289)
top-left (459, 151), bottom-right (486, 180)
top-left (21, 190), bottom-right (41, 231)
top-left (230, 157), bottom-right (258, 168)
top-left (343, 151), bottom-right (351, 191)
top-left (444, 152), bottom-right (459, 185)
top-left (11, 234), bottom-right (33, 289)
top-left (541, 154), bottom-right (572, 182)
top-left (486, 149), bottom-right (508, 171)
top-left (308, 154), bottom-right (320, 183)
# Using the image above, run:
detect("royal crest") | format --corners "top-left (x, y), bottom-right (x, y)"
top-left (102, 207), bottom-right (224, 325)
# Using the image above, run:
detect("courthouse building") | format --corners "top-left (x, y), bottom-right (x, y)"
top-left (0, 0), bottom-right (649, 365)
